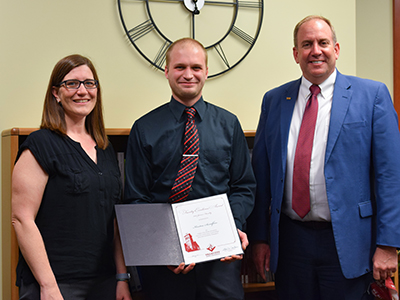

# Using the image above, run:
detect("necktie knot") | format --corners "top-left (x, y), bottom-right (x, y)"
top-left (310, 84), bottom-right (321, 97)
top-left (185, 107), bottom-right (196, 120)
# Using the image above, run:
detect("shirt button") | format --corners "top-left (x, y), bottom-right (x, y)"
top-left (98, 172), bottom-right (103, 176)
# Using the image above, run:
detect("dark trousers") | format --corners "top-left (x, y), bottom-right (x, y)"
top-left (19, 275), bottom-right (117, 300)
top-left (139, 259), bottom-right (244, 300)
top-left (275, 214), bottom-right (374, 300)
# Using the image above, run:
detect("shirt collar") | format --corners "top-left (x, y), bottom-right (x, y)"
top-left (300, 69), bottom-right (337, 100)
top-left (169, 96), bottom-right (206, 122)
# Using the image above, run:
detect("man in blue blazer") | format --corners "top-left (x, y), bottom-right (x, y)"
top-left (247, 15), bottom-right (400, 299)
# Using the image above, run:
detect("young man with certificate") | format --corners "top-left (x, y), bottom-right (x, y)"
top-left (124, 38), bottom-right (256, 300)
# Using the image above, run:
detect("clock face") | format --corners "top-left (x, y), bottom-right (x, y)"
top-left (117, 0), bottom-right (263, 78)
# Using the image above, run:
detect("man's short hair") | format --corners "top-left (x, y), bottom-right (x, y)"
top-left (293, 15), bottom-right (337, 48)
top-left (165, 38), bottom-right (208, 67)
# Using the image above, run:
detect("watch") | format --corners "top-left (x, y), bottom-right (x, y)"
top-left (117, 0), bottom-right (263, 78)
top-left (116, 273), bottom-right (131, 281)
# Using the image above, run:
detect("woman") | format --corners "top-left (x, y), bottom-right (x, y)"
top-left (11, 54), bottom-right (132, 300)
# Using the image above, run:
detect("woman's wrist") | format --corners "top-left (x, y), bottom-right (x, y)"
top-left (116, 272), bottom-right (131, 282)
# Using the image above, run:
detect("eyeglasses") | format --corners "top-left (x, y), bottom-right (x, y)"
top-left (58, 79), bottom-right (98, 90)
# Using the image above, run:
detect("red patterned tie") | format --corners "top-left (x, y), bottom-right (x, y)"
top-left (169, 107), bottom-right (199, 203)
top-left (292, 84), bottom-right (320, 218)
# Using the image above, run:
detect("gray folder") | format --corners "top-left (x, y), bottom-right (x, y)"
top-left (115, 203), bottom-right (183, 266)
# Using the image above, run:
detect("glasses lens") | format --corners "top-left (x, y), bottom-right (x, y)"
top-left (83, 80), bottom-right (97, 89)
top-left (64, 80), bottom-right (80, 89)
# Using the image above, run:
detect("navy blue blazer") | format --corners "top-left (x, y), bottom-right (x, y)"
top-left (248, 70), bottom-right (400, 279)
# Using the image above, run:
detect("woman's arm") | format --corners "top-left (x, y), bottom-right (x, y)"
top-left (11, 149), bottom-right (63, 300)
top-left (114, 219), bottom-right (132, 300)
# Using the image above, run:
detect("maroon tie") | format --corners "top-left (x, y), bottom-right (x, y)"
top-left (292, 84), bottom-right (320, 218)
top-left (169, 107), bottom-right (199, 203)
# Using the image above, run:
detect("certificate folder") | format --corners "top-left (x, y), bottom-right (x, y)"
top-left (115, 194), bottom-right (243, 266)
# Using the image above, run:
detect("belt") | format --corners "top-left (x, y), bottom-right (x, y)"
top-left (283, 213), bottom-right (332, 230)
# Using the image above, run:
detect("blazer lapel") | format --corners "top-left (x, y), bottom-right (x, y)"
top-left (281, 79), bottom-right (301, 171)
top-left (325, 71), bottom-right (353, 163)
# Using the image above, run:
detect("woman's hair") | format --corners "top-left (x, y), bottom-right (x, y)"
top-left (40, 54), bottom-right (108, 149)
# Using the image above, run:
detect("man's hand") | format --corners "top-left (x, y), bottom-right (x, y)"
top-left (372, 246), bottom-right (398, 280)
top-left (220, 229), bottom-right (248, 263)
top-left (167, 262), bottom-right (195, 274)
top-left (252, 242), bottom-right (271, 282)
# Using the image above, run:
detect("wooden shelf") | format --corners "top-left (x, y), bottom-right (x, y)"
top-left (243, 282), bottom-right (275, 293)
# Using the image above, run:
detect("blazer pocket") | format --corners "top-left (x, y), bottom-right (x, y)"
top-left (343, 120), bottom-right (366, 127)
top-left (358, 201), bottom-right (373, 218)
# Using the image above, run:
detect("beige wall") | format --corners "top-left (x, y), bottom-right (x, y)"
top-left (0, 0), bottom-right (393, 295)
top-left (356, 0), bottom-right (393, 92)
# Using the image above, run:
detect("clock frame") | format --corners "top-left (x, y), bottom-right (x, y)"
top-left (117, 0), bottom-right (263, 78)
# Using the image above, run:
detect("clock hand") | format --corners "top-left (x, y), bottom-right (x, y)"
top-left (184, 0), bottom-right (205, 14)
top-left (190, 0), bottom-right (200, 38)
top-left (147, 0), bottom-right (184, 2)
top-left (193, 0), bottom-right (200, 14)
top-left (192, 12), bottom-right (196, 39)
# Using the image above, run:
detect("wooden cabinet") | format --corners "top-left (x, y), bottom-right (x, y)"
top-left (2, 128), bottom-right (23, 300)
top-left (2, 128), bottom-right (267, 300)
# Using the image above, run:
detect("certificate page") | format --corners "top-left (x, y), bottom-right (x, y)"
top-left (172, 194), bottom-right (243, 264)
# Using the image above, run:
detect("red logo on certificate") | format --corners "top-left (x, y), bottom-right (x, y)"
top-left (207, 244), bottom-right (216, 252)
top-left (184, 233), bottom-right (200, 252)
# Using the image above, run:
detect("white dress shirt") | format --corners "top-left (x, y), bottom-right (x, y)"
top-left (283, 70), bottom-right (337, 221)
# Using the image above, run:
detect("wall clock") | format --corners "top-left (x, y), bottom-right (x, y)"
top-left (117, 0), bottom-right (263, 78)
